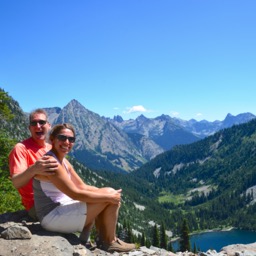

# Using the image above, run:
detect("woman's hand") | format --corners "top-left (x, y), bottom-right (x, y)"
top-left (96, 187), bottom-right (122, 204)
top-left (109, 189), bottom-right (122, 204)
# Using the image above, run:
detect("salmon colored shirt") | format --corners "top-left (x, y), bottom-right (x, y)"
top-left (9, 137), bottom-right (52, 210)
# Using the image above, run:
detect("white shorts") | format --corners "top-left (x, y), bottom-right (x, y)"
top-left (41, 201), bottom-right (87, 233)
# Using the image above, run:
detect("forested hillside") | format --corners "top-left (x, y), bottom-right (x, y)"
top-left (1, 88), bottom-right (256, 249)
top-left (0, 89), bottom-right (24, 213)
top-left (131, 118), bottom-right (256, 232)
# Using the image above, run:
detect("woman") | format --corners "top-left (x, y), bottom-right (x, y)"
top-left (33, 123), bottom-right (135, 253)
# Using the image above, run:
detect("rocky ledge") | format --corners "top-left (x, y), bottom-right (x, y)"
top-left (0, 210), bottom-right (256, 256)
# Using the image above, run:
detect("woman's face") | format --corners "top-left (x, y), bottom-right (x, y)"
top-left (52, 128), bottom-right (75, 154)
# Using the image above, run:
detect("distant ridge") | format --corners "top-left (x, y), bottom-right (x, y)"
top-left (42, 98), bottom-right (255, 172)
top-left (0, 87), bottom-right (254, 173)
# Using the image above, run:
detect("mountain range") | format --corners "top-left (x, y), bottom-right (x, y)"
top-left (1, 87), bottom-right (256, 240)
top-left (0, 87), bottom-right (255, 173)
top-left (44, 99), bottom-right (255, 172)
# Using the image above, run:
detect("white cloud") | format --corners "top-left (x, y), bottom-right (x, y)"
top-left (170, 111), bottom-right (180, 118)
top-left (124, 105), bottom-right (149, 114)
top-left (196, 113), bottom-right (203, 118)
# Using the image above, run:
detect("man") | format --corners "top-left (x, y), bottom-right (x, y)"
top-left (9, 108), bottom-right (58, 219)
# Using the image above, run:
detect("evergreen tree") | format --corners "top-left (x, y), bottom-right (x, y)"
top-left (140, 232), bottom-right (145, 246)
top-left (145, 237), bottom-right (151, 248)
top-left (118, 219), bottom-right (135, 243)
top-left (0, 90), bottom-right (22, 213)
top-left (152, 224), bottom-right (160, 247)
top-left (160, 221), bottom-right (167, 249)
top-left (126, 222), bottom-right (133, 243)
top-left (118, 220), bottom-right (127, 241)
top-left (179, 219), bottom-right (191, 252)
top-left (193, 242), bottom-right (197, 253)
top-left (0, 90), bottom-right (14, 120)
top-left (122, 219), bottom-right (127, 229)
top-left (168, 241), bottom-right (173, 252)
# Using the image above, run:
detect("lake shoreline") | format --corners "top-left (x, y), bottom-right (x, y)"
top-left (171, 228), bottom-right (256, 253)
top-left (170, 226), bottom-right (235, 242)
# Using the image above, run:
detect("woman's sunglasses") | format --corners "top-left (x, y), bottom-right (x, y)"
top-left (57, 134), bottom-right (76, 143)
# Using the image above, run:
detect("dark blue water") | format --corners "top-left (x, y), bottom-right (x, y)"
top-left (172, 229), bottom-right (256, 252)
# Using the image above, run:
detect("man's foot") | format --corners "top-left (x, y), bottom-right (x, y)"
top-left (102, 238), bottom-right (136, 253)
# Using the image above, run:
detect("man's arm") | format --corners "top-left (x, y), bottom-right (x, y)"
top-left (11, 155), bottom-right (58, 189)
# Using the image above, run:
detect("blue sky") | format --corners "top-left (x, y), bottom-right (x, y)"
top-left (1, 0), bottom-right (256, 121)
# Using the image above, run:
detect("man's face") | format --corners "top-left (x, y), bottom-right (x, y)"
top-left (29, 113), bottom-right (51, 142)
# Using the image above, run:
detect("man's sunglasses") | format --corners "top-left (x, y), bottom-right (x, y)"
top-left (57, 134), bottom-right (76, 143)
top-left (30, 120), bottom-right (47, 126)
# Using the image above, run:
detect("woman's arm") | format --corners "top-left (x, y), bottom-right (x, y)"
top-left (66, 160), bottom-right (122, 195)
top-left (47, 161), bottom-right (121, 205)
top-left (65, 159), bottom-right (99, 191)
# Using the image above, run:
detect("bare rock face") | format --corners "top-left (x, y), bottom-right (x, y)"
top-left (0, 211), bottom-right (89, 256)
top-left (0, 235), bottom-right (75, 256)
top-left (1, 210), bottom-right (256, 256)
top-left (220, 243), bottom-right (256, 256)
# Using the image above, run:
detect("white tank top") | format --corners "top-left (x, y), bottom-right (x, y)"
top-left (33, 151), bottom-right (73, 221)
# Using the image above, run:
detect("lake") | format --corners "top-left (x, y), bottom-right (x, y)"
top-left (171, 229), bottom-right (256, 252)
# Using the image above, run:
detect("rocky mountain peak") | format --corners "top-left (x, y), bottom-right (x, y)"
top-left (113, 115), bottom-right (124, 123)
top-left (42, 99), bottom-right (255, 173)
top-left (223, 112), bottom-right (255, 128)
top-left (136, 114), bottom-right (148, 122)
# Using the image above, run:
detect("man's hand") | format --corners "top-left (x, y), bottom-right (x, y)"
top-left (11, 155), bottom-right (58, 189)
top-left (33, 155), bottom-right (58, 176)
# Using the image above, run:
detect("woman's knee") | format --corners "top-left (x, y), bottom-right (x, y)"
top-left (99, 187), bottom-right (116, 193)
top-left (106, 202), bottom-right (121, 213)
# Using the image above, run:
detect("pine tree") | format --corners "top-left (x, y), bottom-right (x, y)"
top-left (140, 232), bottom-right (145, 246)
top-left (118, 219), bottom-right (127, 242)
top-left (152, 224), bottom-right (160, 247)
top-left (168, 241), bottom-right (173, 252)
top-left (146, 237), bottom-right (151, 248)
top-left (160, 221), bottom-right (167, 249)
top-left (126, 222), bottom-right (133, 243)
top-left (0, 90), bottom-right (22, 213)
top-left (0, 90), bottom-right (14, 120)
top-left (179, 219), bottom-right (191, 252)
top-left (193, 242), bottom-right (197, 253)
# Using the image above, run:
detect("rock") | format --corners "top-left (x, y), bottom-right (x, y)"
top-left (140, 246), bottom-right (157, 254)
top-left (198, 250), bottom-right (226, 256)
top-left (0, 210), bottom-right (88, 256)
top-left (1, 211), bottom-right (256, 256)
top-left (1, 224), bottom-right (32, 239)
top-left (220, 243), bottom-right (256, 256)
top-left (150, 245), bottom-right (177, 256)
top-left (0, 235), bottom-right (75, 256)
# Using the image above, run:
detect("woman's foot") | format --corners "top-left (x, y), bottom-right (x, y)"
top-left (101, 238), bottom-right (136, 253)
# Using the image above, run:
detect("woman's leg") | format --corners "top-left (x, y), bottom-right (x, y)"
top-left (79, 221), bottom-right (94, 243)
top-left (85, 202), bottom-right (120, 244)
top-left (95, 203), bottom-right (120, 244)
top-left (83, 202), bottom-right (107, 240)
top-left (94, 203), bottom-right (136, 253)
